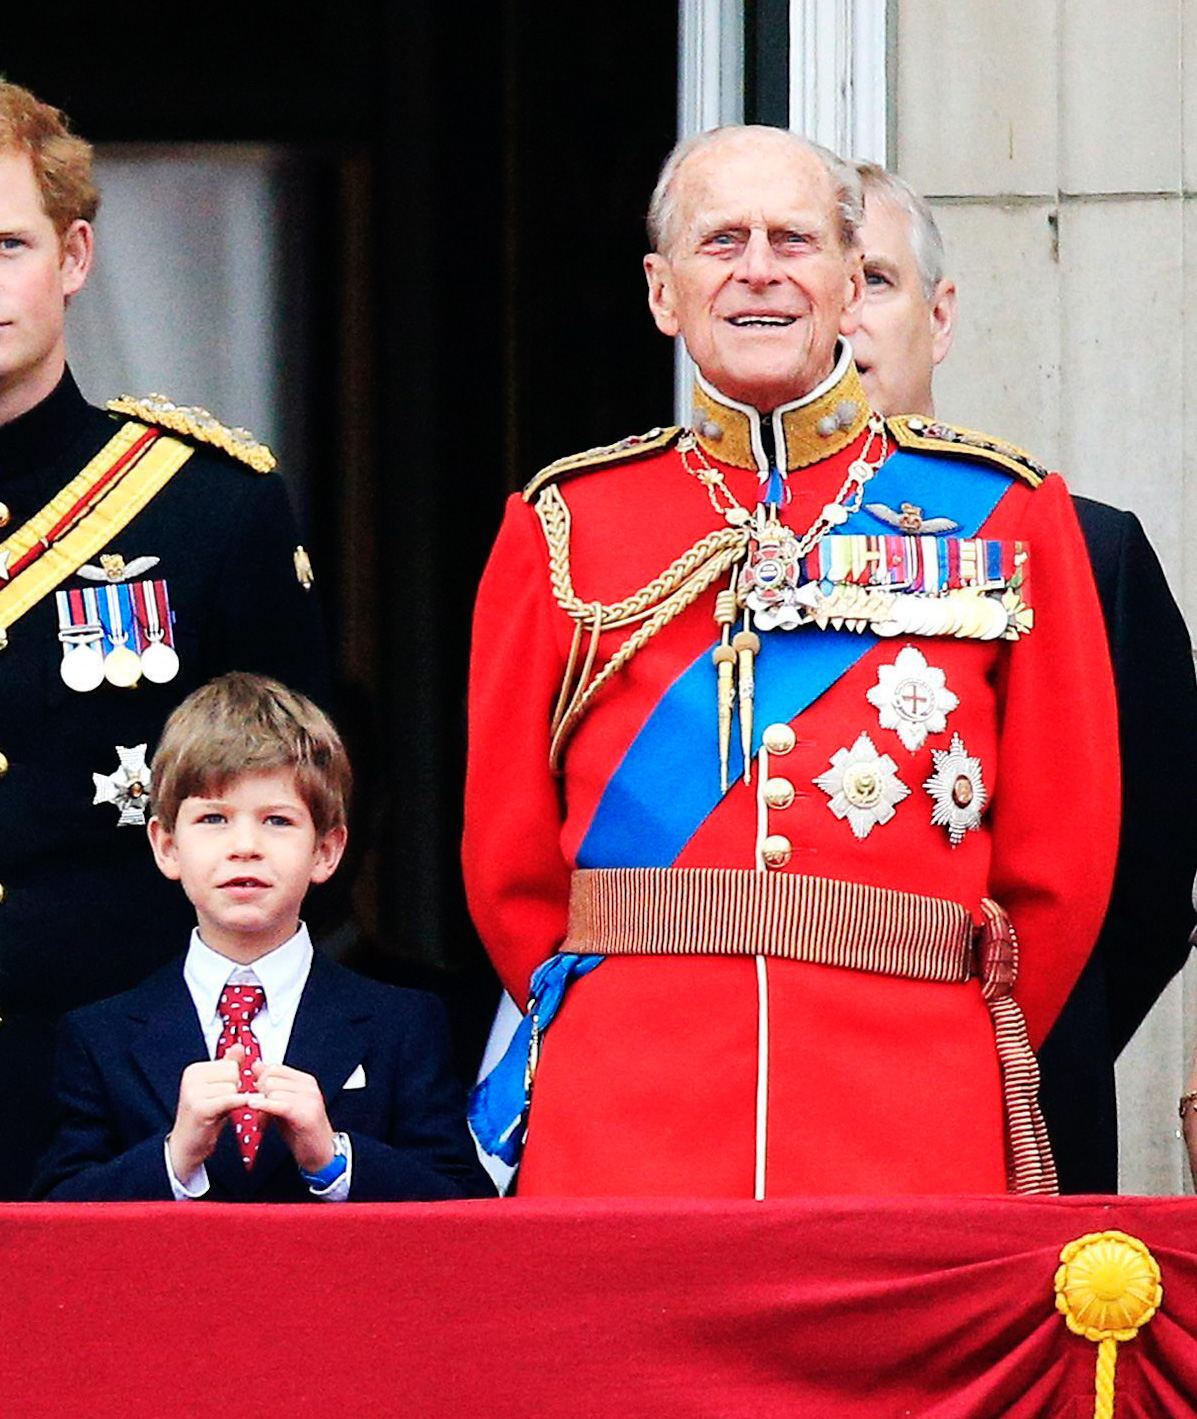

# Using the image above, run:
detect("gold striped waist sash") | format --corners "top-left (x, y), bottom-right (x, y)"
top-left (563, 867), bottom-right (1056, 1194)
top-left (564, 867), bottom-right (975, 984)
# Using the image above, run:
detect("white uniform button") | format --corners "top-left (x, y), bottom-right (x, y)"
top-left (0, 502), bottom-right (10, 528)
top-left (0, 752), bottom-right (9, 778)
top-left (762, 834), bottom-right (793, 869)
top-left (762, 723), bottom-right (796, 755)
top-left (763, 776), bottom-right (795, 810)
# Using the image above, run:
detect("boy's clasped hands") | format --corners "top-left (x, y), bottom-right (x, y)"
top-left (169, 1045), bottom-right (337, 1181)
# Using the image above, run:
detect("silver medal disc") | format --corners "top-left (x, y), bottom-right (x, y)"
top-left (60, 644), bottom-right (106, 693)
top-left (140, 640), bottom-right (180, 684)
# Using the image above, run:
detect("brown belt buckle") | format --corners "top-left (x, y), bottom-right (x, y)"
top-left (974, 897), bottom-right (1018, 1001)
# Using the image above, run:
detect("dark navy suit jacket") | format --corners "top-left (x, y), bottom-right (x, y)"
top-left (32, 950), bottom-right (495, 1202)
top-left (1037, 497), bottom-right (1197, 1192)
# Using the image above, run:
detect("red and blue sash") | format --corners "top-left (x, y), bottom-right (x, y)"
top-left (576, 449), bottom-right (1016, 868)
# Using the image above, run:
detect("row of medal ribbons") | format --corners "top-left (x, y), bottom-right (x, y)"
top-left (55, 580), bottom-right (179, 692)
top-left (790, 534), bottom-right (1020, 592)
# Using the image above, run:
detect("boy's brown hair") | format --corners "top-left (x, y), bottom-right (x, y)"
top-left (0, 78), bottom-right (99, 235)
top-left (151, 673), bottom-right (350, 835)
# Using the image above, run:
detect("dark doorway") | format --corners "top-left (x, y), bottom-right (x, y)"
top-left (5, 1), bottom-right (678, 1075)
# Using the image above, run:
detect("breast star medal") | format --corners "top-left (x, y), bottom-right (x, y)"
top-left (814, 731), bottom-right (910, 839)
top-left (92, 744), bottom-right (152, 826)
top-left (866, 645), bottom-right (959, 752)
top-left (924, 732), bottom-right (987, 846)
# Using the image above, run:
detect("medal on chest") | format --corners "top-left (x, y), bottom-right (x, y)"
top-left (739, 514), bottom-right (808, 631)
top-left (813, 731), bottom-right (911, 840)
top-left (866, 645), bottom-right (959, 752)
top-left (681, 417), bottom-right (891, 791)
top-left (924, 733), bottom-right (988, 846)
top-left (56, 571), bottom-right (180, 692)
top-left (92, 743), bottom-right (152, 826)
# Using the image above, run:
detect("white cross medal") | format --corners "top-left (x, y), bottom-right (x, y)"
top-left (814, 731), bottom-right (910, 839)
top-left (924, 732), bottom-right (987, 846)
top-left (865, 645), bottom-right (959, 752)
top-left (93, 744), bottom-right (152, 826)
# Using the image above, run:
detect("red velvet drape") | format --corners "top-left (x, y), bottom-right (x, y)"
top-left (3, 1196), bottom-right (1195, 1417)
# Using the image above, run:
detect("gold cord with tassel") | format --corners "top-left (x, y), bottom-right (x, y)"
top-left (712, 589), bottom-right (738, 792)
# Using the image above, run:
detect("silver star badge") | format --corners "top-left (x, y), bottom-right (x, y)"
top-left (924, 733), bottom-right (987, 846)
top-left (866, 644), bottom-right (960, 752)
top-left (93, 744), bottom-right (152, 826)
top-left (814, 731), bottom-right (910, 839)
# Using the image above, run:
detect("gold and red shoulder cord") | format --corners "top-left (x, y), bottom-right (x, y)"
top-left (534, 418), bottom-right (890, 779)
top-left (0, 421), bottom-right (204, 652)
top-left (2, 427), bottom-right (160, 586)
top-left (535, 478), bottom-right (750, 772)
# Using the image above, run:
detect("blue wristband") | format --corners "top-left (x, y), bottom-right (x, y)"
top-left (300, 1133), bottom-right (349, 1189)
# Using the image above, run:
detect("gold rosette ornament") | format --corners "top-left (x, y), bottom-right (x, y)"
top-left (1054, 1230), bottom-right (1162, 1419)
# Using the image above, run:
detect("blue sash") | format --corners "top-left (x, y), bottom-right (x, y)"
top-left (577, 450), bottom-right (1013, 868)
top-left (469, 954), bottom-right (603, 1166)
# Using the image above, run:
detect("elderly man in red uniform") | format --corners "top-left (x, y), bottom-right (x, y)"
top-left (465, 125), bottom-right (1119, 1197)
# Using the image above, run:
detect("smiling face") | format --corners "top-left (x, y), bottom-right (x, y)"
top-left (643, 132), bottom-right (864, 412)
top-left (148, 767), bottom-right (347, 964)
top-left (852, 192), bottom-right (956, 418)
top-left (0, 147), bottom-right (92, 424)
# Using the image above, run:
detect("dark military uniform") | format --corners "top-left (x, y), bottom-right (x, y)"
top-left (1038, 497), bottom-right (1197, 1192)
top-left (0, 369), bottom-right (329, 1197)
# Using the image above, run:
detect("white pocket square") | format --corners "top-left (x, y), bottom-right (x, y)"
top-left (343, 1063), bottom-right (367, 1090)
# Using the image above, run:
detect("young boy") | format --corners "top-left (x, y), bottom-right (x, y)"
top-left (33, 673), bottom-right (494, 1202)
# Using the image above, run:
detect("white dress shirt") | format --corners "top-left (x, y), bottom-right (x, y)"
top-left (166, 923), bottom-right (352, 1201)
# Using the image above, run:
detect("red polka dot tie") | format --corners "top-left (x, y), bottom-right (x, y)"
top-left (216, 982), bottom-right (267, 1169)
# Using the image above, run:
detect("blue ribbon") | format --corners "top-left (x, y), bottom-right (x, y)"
top-left (472, 448), bottom-right (1017, 1170)
top-left (577, 449), bottom-right (1014, 869)
top-left (469, 953), bottom-right (604, 1167)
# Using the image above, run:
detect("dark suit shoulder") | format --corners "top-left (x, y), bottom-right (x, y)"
top-left (307, 953), bottom-right (448, 1024)
top-left (1071, 493), bottom-right (1132, 525)
top-left (1071, 494), bottom-right (1138, 547)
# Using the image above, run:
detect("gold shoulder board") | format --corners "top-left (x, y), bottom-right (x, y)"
top-left (886, 414), bottom-right (1048, 489)
top-left (522, 425), bottom-right (682, 501)
top-left (107, 394), bottom-right (276, 473)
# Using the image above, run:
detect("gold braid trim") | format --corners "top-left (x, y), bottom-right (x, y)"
top-left (107, 395), bottom-right (276, 473)
top-left (534, 484), bottom-right (749, 770)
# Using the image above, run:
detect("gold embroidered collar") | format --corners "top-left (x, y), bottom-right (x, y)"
top-left (690, 341), bottom-right (870, 476)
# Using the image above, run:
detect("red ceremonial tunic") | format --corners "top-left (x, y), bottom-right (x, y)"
top-left (464, 353), bottom-right (1119, 1197)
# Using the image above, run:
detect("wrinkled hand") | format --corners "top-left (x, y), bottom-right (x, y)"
top-left (248, 1061), bottom-right (335, 1174)
top-left (169, 1045), bottom-right (250, 1179)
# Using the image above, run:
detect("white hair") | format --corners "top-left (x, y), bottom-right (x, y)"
top-left (854, 161), bottom-right (946, 301)
top-left (646, 125), bottom-right (864, 256)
